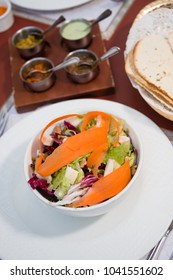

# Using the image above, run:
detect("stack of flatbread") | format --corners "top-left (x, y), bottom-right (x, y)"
top-left (125, 33), bottom-right (173, 117)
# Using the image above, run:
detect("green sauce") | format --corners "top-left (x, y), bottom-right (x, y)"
top-left (62, 20), bottom-right (90, 40)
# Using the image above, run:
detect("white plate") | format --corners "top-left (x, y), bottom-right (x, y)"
top-left (125, 0), bottom-right (173, 121)
top-left (10, 0), bottom-right (93, 11)
top-left (0, 99), bottom-right (173, 260)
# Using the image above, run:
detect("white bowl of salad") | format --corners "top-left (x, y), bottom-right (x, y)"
top-left (24, 111), bottom-right (143, 217)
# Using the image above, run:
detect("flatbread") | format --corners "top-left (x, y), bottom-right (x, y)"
top-left (133, 34), bottom-right (173, 101)
top-left (125, 51), bottom-right (173, 111)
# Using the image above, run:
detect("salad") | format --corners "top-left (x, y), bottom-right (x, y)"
top-left (28, 111), bottom-right (138, 207)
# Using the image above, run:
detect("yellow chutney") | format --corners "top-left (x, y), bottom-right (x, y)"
top-left (61, 20), bottom-right (91, 40)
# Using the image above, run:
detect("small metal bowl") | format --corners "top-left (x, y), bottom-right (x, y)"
top-left (64, 49), bottom-right (99, 84)
top-left (12, 26), bottom-right (46, 59)
top-left (19, 57), bottom-right (56, 92)
top-left (60, 19), bottom-right (92, 50)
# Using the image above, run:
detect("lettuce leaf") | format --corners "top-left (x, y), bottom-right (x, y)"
top-left (104, 143), bottom-right (130, 165)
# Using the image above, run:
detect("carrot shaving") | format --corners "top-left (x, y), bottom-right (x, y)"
top-left (108, 117), bottom-right (121, 146)
top-left (36, 126), bottom-right (108, 177)
top-left (87, 142), bottom-right (109, 177)
top-left (39, 113), bottom-right (82, 159)
top-left (81, 111), bottom-right (111, 132)
top-left (35, 155), bottom-right (43, 171)
top-left (35, 111), bottom-right (122, 180)
top-left (69, 160), bottom-right (131, 207)
top-left (81, 111), bottom-right (121, 144)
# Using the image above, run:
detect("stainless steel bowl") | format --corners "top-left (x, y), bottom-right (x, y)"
top-left (12, 26), bottom-right (46, 59)
top-left (64, 49), bottom-right (99, 83)
top-left (19, 57), bottom-right (56, 92)
top-left (60, 19), bottom-right (92, 50)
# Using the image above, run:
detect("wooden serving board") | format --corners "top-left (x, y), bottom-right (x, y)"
top-left (9, 23), bottom-right (115, 113)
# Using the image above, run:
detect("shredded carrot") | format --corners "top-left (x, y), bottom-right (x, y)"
top-left (69, 160), bottom-right (131, 207)
top-left (36, 126), bottom-right (108, 177)
top-left (87, 142), bottom-right (109, 177)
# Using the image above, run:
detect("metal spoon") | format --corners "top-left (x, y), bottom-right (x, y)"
top-left (79, 46), bottom-right (120, 70)
top-left (83, 9), bottom-right (112, 31)
top-left (25, 57), bottom-right (80, 80)
top-left (30, 15), bottom-right (65, 39)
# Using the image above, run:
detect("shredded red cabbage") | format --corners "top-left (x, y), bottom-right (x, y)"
top-left (63, 174), bottom-right (98, 200)
top-left (80, 174), bottom-right (98, 187)
top-left (28, 173), bottom-right (54, 196)
top-left (64, 120), bottom-right (78, 133)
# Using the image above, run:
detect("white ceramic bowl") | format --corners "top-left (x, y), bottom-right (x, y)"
top-left (24, 114), bottom-right (143, 217)
top-left (0, 0), bottom-right (14, 33)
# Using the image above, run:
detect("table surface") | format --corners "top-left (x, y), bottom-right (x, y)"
top-left (0, 0), bottom-right (173, 260)
top-left (0, 0), bottom-right (172, 131)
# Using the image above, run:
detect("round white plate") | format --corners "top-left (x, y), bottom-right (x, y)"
top-left (10, 0), bottom-right (93, 11)
top-left (125, 0), bottom-right (173, 121)
top-left (0, 99), bottom-right (173, 260)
